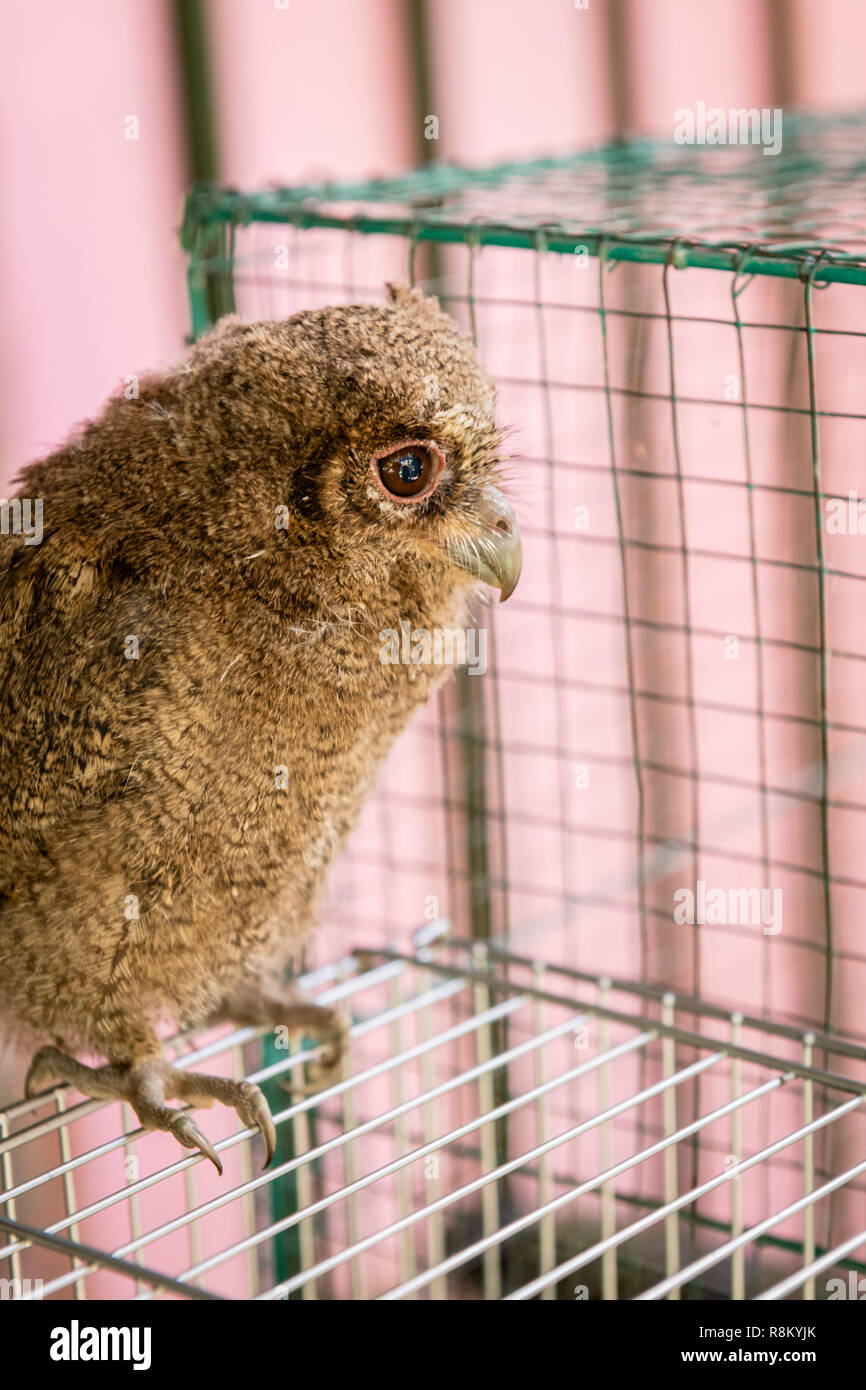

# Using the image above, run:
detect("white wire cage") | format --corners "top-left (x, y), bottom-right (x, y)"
top-left (2, 926), bottom-right (865, 1302)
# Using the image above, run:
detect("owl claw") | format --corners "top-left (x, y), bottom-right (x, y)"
top-left (305, 1008), bottom-right (351, 1081)
top-left (278, 1008), bottom-right (351, 1096)
top-left (21, 1044), bottom-right (279, 1175)
top-left (232, 1080), bottom-right (277, 1167)
top-left (171, 1113), bottom-right (224, 1175)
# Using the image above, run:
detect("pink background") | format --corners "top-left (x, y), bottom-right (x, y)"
top-left (5, 0), bottom-right (866, 486)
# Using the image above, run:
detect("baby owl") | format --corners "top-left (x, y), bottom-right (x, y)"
top-left (0, 285), bottom-right (521, 1171)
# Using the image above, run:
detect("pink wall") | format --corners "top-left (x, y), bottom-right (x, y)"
top-left (5, 0), bottom-right (866, 482)
top-left (0, 0), bottom-right (187, 484)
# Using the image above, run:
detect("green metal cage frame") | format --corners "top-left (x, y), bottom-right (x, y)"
top-left (182, 114), bottom-right (866, 343)
top-left (177, 120), bottom-right (866, 1294)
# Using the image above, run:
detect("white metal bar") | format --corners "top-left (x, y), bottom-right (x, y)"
top-left (0, 1214), bottom-right (218, 1301)
top-left (802, 1032), bottom-right (815, 1301)
top-left (392, 1058), bottom-right (768, 1302)
top-left (729, 1013), bottom-right (744, 1300)
top-left (262, 1032), bottom-right (664, 1300)
top-left (756, 1224), bottom-right (866, 1301)
top-left (339, 1028), bottom-right (367, 1301)
top-left (633, 1097), bottom-right (866, 1301)
top-left (661, 992), bottom-right (679, 1300)
top-left (419, 965), bottom-right (447, 1299)
top-left (0, 959), bottom-right (408, 1166)
top-left (290, 1033), bottom-right (316, 1300)
top-left (31, 994), bottom-right (550, 1297)
top-left (0, 975), bottom-right (472, 1238)
top-left (598, 977), bottom-right (616, 1300)
top-left (6, 935), bottom-right (866, 1305)
top-left (0, 1113), bottom-right (22, 1290)
top-left (389, 969), bottom-right (417, 1293)
top-left (473, 942), bottom-right (501, 1300)
top-left (532, 961), bottom-right (556, 1299)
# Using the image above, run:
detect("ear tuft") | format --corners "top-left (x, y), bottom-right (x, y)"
top-left (385, 282), bottom-right (442, 315)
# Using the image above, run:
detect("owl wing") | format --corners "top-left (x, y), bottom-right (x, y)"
top-left (0, 530), bottom-right (147, 882)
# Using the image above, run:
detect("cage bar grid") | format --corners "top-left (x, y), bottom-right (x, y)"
top-left (2, 928), bottom-right (865, 1301)
top-left (179, 118), bottom-right (866, 1042)
top-left (5, 117), bottom-right (866, 1300)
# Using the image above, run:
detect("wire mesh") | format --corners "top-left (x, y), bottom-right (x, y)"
top-left (181, 117), bottom-right (866, 1043)
top-left (2, 928), bottom-right (864, 1301)
top-left (5, 117), bottom-right (866, 1300)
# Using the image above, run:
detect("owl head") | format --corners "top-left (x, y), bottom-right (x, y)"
top-left (175, 284), bottom-right (521, 616)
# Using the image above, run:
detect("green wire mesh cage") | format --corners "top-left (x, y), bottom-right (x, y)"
top-left (6, 114), bottom-right (866, 1304)
top-left (180, 111), bottom-right (866, 1035)
top-left (173, 114), bottom-right (866, 1297)
top-left (174, 113), bottom-right (866, 1295)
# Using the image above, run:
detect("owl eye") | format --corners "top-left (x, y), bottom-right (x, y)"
top-left (371, 440), bottom-right (444, 503)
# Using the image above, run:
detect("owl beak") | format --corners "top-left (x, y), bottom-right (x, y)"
top-left (444, 488), bottom-right (522, 601)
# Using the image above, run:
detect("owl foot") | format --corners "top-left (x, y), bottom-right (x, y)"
top-left (215, 983), bottom-right (351, 1094)
top-left (25, 1044), bottom-right (276, 1173)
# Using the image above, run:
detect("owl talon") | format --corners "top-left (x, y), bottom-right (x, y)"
top-left (21, 1044), bottom-right (278, 1173)
top-left (277, 1007), bottom-right (351, 1095)
top-left (307, 1008), bottom-right (351, 1080)
top-left (215, 986), bottom-right (352, 1101)
top-left (232, 1080), bottom-right (277, 1166)
top-left (171, 1113), bottom-right (224, 1175)
top-left (321, 1009), bottom-right (351, 1070)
